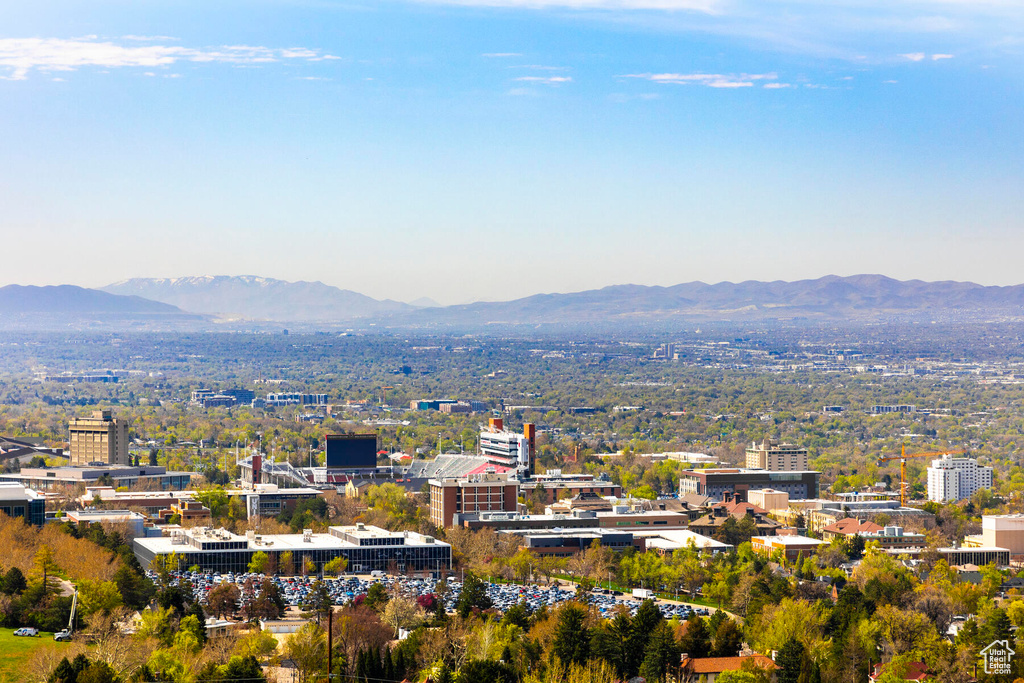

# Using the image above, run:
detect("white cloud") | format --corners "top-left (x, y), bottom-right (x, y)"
top-left (621, 72), bottom-right (777, 88)
top-left (931, 53), bottom-right (955, 59)
top-left (514, 75), bottom-right (573, 83)
top-left (900, 52), bottom-right (927, 61)
top-left (763, 82), bottom-right (792, 88)
top-left (0, 37), bottom-right (340, 80)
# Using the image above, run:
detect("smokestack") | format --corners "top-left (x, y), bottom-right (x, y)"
top-left (523, 423), bottom-right (536, 475)
top-left (490, 417), bottom-right (503, 432)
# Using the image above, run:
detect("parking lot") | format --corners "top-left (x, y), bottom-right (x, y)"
top-left (154, 570), bottom-right (715, 621)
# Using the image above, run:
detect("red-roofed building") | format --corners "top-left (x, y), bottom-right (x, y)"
top-left (680, 654), bottom-right (777, 683)
top-left (868, 661), bottom-right (929, 682)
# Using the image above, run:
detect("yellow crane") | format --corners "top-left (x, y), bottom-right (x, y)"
top-left (877, 444), bottom-right (964, 506)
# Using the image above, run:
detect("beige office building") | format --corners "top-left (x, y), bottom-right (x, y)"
top-left (69, 410), bottom-right (129, 466)
top-left (745, 439), bottom-right (808, 471)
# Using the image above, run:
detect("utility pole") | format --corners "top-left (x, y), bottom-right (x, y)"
top-left (327, 606), bottom-right (333, 682)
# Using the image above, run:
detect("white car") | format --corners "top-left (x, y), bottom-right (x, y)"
top-left (13, 628), bottom-right (39, 637)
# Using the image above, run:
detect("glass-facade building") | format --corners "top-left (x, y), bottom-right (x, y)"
top-left (133, 524), bottom-right (452, 576)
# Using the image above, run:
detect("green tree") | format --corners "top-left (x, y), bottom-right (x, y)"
top-left (678, 614), bottom-right (711, 659)
top-left (552, 603), bottom-right (591, 667)
top-left (456, 572), bottom-right (492, 618)
top-left (712, 618), bottom-right (744, 657)
top-left (639, 620), bottom-right (680, 683)
top-left (284, 622), bottom-right (327, 683)
top-left (775, 637), bottom-right (805, 683)
top-left (248, 551), bottom-right (270, 574)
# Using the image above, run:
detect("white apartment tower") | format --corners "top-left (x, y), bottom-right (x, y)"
top-left (927, 455), bottom-right (993, 503)
top-left (745, 439), bottom-right (808, 471)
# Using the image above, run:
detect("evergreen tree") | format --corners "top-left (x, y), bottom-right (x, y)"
top-left (456, 572), bottom-right (492, 618)
top-left (49, 658), bottom-right (76, 683)
top-left (435, 662), bottom-right (453, 683)
top-left (3, 567), bottom-right (26, 595)
top-left (639, 621), bottom-right (680, 683)
top-left (552, 603), bottom-right (591, 667)
top-left (776, 637), bottom-right (805, 683)
top-left (678, 614), bottom-right (711, 659)
top-left (711, 618), bottom-right (744, 657)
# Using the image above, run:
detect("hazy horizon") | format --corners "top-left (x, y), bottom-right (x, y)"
top-left (3, 1), bottom-right (1022, 304)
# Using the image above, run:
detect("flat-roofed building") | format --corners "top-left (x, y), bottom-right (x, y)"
top-left (973, 515), bottom-right (1024, 555)
top-left (634, 529), bottom-right (734, 555)
top-left (429, 472), bottom-right (519, 528)
top-left (747, 488), bottom-right (789, 512)
top-left (500, 528), bottom-right (642, 557)
top-left (69, 410), bottom-right (129, 466)
top-left (745, 439), bottom-right (808, 471)
top-left (65, 509), bottom-right (146, 536)
top-left (133, 523), bottom-right (451, 575)
top-left (679, 468), bottom-right (819, 501)
top-left (520, 472), bottom-right (622, 505)
top-left (0, 482), bottom-right (45, 526)
top-left (1, 464), bottom-right (193, 492)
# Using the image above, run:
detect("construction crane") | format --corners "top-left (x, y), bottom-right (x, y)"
top-left (877, 444), bottom-right (964, 506)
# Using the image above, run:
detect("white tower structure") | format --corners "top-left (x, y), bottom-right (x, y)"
top-left (927, 455), bottom-right (993, 503)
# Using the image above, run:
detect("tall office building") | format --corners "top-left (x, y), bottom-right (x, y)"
top-left (69, 410), bottom-right (129, 466)
top-left (744, 439), bottom-right (808, 471)
top-left (927, 455), bottom-right (993, 503)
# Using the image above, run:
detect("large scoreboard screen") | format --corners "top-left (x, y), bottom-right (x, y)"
top-left (325, 433), bottom-right (378, 469)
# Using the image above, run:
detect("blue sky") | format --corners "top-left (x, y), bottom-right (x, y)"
top-left (1, 1), bottom-right (1022, 304)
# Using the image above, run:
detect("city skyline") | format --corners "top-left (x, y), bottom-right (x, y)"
top-left (2, 1), bottom-right (1022, 305)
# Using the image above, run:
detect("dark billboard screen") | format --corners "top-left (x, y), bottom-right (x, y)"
top-left (326, 433), bottom-right (378, 469)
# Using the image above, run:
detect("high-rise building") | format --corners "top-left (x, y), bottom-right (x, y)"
top-left (744, 439), bottom-right (808, 471)
top-left (69, 410), bottom-right (129, 466)
top-left (927, 455), bottom-right (993, 502)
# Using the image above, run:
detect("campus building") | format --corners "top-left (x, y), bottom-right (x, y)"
top-left (927, 455), bottom-right (993, 503)
top-left (0, 482), bottom-right (45, 526)
top-left (429, 471), bottom-right (519, 528)
top-left (0, 464), bottom-right (193, 492)
top-left (69, 410), bottom-right (129, 466)
top-left (479, 418), bottom-right (535, 474)
top-left (744, 439), bottom-right (808, 471)
top-left (679, 468), bottom-right (820, 501)
top-left (133, 523), bottom-right (451, 575)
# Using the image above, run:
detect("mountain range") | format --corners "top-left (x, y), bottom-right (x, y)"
top-left (102, 276), bottom-right (411, 322)
top-left (4, 275), bottom-right (1024, 330)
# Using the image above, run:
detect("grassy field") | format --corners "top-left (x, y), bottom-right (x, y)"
top-left (0, 628), bottom-right (55, 683)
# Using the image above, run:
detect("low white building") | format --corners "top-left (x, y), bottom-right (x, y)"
top-left (927, 455), bottom-right (993, 503)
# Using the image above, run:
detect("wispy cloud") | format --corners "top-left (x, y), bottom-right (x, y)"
top-left (0, 37), bottom-right (340, 80)
top-left (763, 82), bottom-right (792, 88)
top-left (621, 72), bottom-right (777, 88)
top-left (900, 52), bottom-right (954, 62)
top-left (513, 75), bottom-right (573, 83)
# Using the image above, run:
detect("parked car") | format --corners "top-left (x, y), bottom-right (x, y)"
top-left (13, 628), bottom-right (39, 637)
